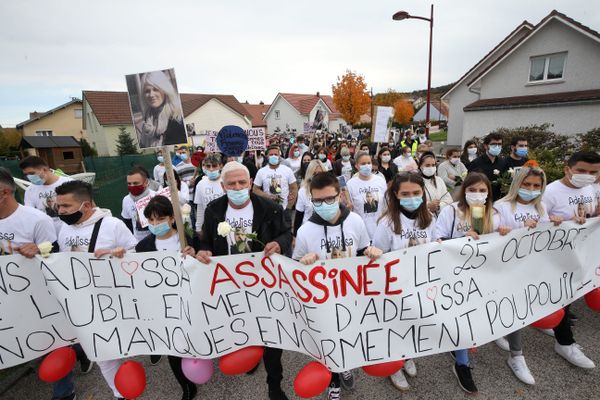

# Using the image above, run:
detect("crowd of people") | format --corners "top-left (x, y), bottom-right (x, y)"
top-left (0, 129), bottom-right (599, 400)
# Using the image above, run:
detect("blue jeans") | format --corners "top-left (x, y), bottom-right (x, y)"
top-left (52, 344), bottom-right (85, 399)
top-left (455, 349), bottom-right (469, 366)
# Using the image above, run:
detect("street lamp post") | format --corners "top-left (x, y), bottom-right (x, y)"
top-left (393, 4), bottom-right (434, 137)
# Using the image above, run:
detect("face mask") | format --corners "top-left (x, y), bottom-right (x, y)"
top-left (351, 142), bottom-right (357, 146)
top-left (302, 162), bottom-right (310, 170)
top-left (411, 135), bottom-right (417, 140)
top-left (403, 153), bottom-right (411, 158)
top-left (421, 166), bottom-right (436, 177)
top-left (313, 201), bottom-right (339, 222)
top-left (27, 173), bottom-right (46, 186)
top-left (381, 155), bottom-right (391, 163)
top-left (268, 155), bottom-right (279, 165)
top-left (518, 188), bottom-right (541, 202)
top-left (58, 203), bottom-right (85, 225)
top-left (488, 145), bottom-right (502, 157)
top-left (128, 184), bottom-right (146, 197)
top-left (515, 148), bottom-right (528, 158)
top-left (237, 156), bottom-right (245, 163)
top-left (205, 170), bottom-right (220, 180)
top-left (149, 221), bottom-right (171, 237)
top-left (465, 192), bottom-right (488, 206)
top-left (227, 188), bottom-right (250, 206)
top-left (293, 150), bottom-right (300, 158)
top-left (179, 153), bottom-right (188, 161)
top-left (318, 154), bottom-right (327, 161)
top-left (399, 196), bottom-right (423, 211)
top-left (157, 156), bottom-right (164, 163)
top-left (467, 148), bottom-right (478, 155)
top-left (359, 164), bottom-right (372, 177)
top-left (388, 143), bottom-right (394, 147)
top-left (450, 158), bottom-right (460, 165)
top-left (570, 173), bottom-right (597, 188)
top-left (419, 135), bottom-right (427, 141)
top-left (342, 155), bottom-right (350, 161)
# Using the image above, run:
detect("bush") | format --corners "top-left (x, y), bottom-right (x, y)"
top-left (575, 128), bottom-right (600, 152)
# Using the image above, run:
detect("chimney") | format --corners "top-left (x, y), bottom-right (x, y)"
top-left (29, 111), bottom-right (43, 119)
top-left (259, 101), bottom-right (264, 105)
top-left (316, 91), bottom-right (320, 97)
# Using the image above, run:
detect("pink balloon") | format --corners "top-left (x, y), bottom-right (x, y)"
top-left (182, 358), bottom-right (213, 384)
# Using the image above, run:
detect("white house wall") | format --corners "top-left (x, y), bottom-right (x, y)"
top-left (185, 98), bottom-right (251, 133)
top-left (462, 103), bottom-right (600, 141)
top-left (413, 105), bottom-right (448, 122)
top-left (265, 96), bottom-right (307, 134)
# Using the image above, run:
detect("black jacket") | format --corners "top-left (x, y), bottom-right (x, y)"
top-left (135, 232), bottom-right (200, 253)
top-left (198, 193), bottom-right (292, 256)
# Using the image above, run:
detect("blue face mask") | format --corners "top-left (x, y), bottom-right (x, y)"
top-left (179, 153), bottom-right (188, 161)
top-left (518, 188), bottom-right (541, 202)
top-left (359, 164), bottom-right (372, 177)
top-left (148, 221), bottom-right (171, 237)
top-left (227, 188), bottom-right (250, 206)
top-left (157, 156), bottom-right (164, 163)
top-left (204, 169), bottom-right (220, 180)
top-left (313, 201), bottom-right (339, 222)
top-left (515, 148), bottom-right (528, 158)
top-left (268, 155), bottom-right (279, 166)
top-left (488, 145), bottom-right (502, 156)
top-left (27, 174), bottom-right (46, 185)
top-left (399, 196), bottom-right (423, 211)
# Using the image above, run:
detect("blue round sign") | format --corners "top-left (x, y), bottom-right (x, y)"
top-left (216, 125), bottom-right (248, 157)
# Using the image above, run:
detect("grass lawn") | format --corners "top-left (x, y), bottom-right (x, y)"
top-left (429, 131), bottom-right (447, 142)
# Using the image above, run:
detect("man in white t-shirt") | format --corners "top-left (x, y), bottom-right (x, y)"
top-left (56, 180), bottom-right (137, 400)
top-left (121, 166), bottom-right (155, 242)
top-left (19, 155), bottom-right (72, 233)
top-left (153, 150), bottom-right (166, 185)
top-left (196, 161), bottom-right (292, 400)
top-left (194, 153), bottom-right (225, 231)
top-left (542, 151), bottom-right (600, 371)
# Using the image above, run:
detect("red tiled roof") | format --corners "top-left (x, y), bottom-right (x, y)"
top-left (463, 89), bottom-right (600, 111)
top-left (279, 93), bottom-right (339, 115)
top-left (242, 103), bottom-right (270, 127)
top-left (83, 91), bottom-right (249, 126)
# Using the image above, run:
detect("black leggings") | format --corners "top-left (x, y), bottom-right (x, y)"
top-left (168, 356), bottom-right (195, 390)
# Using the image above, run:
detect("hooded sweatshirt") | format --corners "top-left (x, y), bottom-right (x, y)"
top-left (122, 189), bottom-right (155, 241)
top-left (58, 208), bottom-right (137, 252)
top-left (292, 205), bottom-right (370, 260)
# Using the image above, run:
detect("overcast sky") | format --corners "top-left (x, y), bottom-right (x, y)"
top-left (1, 0), bottom-right (598, 126)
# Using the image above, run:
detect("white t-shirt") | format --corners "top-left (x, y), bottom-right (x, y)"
top-left (340, 161), bottom-right (353, 181)
top-left (0, 205), bottom-right (56, 255)
top-left (393, 155), bottom-right (418, 172)
top-left (285, 157), bottom-right (301, 174)
top-left (121, 190), bottom-right (155, 242)
top-left (178, 182), bottom-right (190, 205)
top-left (24, 175), bottom-right (72, 233)
top-left (434, 202), bottom-right (472, 240)
top-left (224, 203), bottom-right (254, 255)
top-left (153, 164), bottom-right (166, 185)
top-left (293, 211), bottom-right (370, 260)
top-left (58, 210), bottom-right (137, 252)
top-left (295, 187), bottom-right (314, 226)
top-left (493, 200), bottom-right (550, 230)
top-left (592, 183), bottom-right (600, 216)
top-left (317, 158), bottom-right (333, 171)
top-left (254, 164), bottom-right (296, 209)
top-left (346, 174), bottom-right (388, 239)
top-left (154, 234), bottom-right (181, 251)
top-left (194, 177), bottom-right (225, 230)
top-left (372, 214), bottom-right (436, 252)
top-left (542, 180), bottom-right (596, 220)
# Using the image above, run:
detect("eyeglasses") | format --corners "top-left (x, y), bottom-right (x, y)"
top-left (311, 195), bottom-right (338, 207)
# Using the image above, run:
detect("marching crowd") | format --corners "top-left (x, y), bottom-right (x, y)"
top-left (0, 129), bottom-right (599, 400)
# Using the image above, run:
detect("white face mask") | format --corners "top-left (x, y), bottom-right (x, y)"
top-left (421, 166), bottom-right (436, 177)
top-left (381, 155), bottom-right (391, 163)
top-left (465, 192), bottom-right (488, 206)
top-left (570, 173), bottom-right (597, 188)
top-left (467, 148), bottom-right (478, 155)
top-left (450, 157), bottom-right (460, 165)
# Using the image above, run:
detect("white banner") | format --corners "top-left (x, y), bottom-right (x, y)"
top-left (371, 106), bottom-right (394, 143)
top-left (203, 128), bottom-right (265, 154)
top-left (0, 220), bottom-right (598, 371)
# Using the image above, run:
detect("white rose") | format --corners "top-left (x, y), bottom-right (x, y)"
top-left (508, 168), bottom-right (515, 177)
top-left (217, 221), bottom-right (232, 237)
top-left (275, 187), bottom-right (282, 193)
top-left (38, 241), bottom-right (53, 257)
top-left (471, 205), bottom-right (485, 219)
top-left (181, 203), bottom-right (192, 216)
top-left (493, 169), bottom-right (500, 176)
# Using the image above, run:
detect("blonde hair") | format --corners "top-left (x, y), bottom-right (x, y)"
top-left (457, 172), bottom-right (495, 234)
top-left (497, 166), bottom-right (547, 217)
top-left (302, 160), bottom-right (327, 196)
top-left (141, 70), bottom-right (183, 135)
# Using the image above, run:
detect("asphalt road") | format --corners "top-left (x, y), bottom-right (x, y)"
top-left (3, 299), bottom-right (599, 400)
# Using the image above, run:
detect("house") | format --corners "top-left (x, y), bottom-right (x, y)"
top-left (442, 10), bottom-right (600, 145)
top-left (82, 91), bottom-right (251, 156)
top-left (413, 100), bottom-right (449, 122)
top-left (242, 102), bottom-right (269, 128)
top-left (263, 92), bottom-right (348, 135)
top-left (16, 98), bottom-right (84, 139)
top-left (20, 136), bottom-right (83, 173)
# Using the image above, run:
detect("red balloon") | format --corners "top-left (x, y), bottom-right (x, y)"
top-left (294, 362), bottom-right (332, 398)
top-left (531, 308), bottom-right (565, 329)
top-left (362, 360), bottom-right (405, 377)
top-left (114, 361), bottom-right (146, 399)
top-left (38, 347), bottom-right (77, 382)
top-left (219, 346), bottom-right (264, 375)
top-left (585, 288), bottom-right (600, 311)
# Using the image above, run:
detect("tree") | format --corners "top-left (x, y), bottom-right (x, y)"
top-left (116, 127), bottom-right (138, 155)
top-left (374, 89), bottom-right (405, 107)
top-left (393, 100), bottom-right (415, 125)
top-left (78, 138), bottom-right (98, 157)
top-left (331, 70), bottom-right (371, 126)
top-left (0, 127), bottom-right (22, 157)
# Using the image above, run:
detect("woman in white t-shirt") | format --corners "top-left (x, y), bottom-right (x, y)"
top-left (284, 144), bottom-right (302, 174)
top-left (418, 152), bottom-right (453, 217)
top-left (372, 173), bottom-right (436, 392)
top-left (316, 148), bottom-right (333, 171)
top-left (294, 159), bottom-right (326, 236)
top-left (346, 151), bottom-right (388, 240)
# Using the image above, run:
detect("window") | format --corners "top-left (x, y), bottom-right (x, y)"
top-left (529, 53), bottom-right (566, 82)
top-left (63, 151), bottom-right (75, 160)
top-left (275, 110), bottom-right (280, 120)
top-left (74, 109), bottom-right (83, 119)
top-left (35, 130), bottom-right (53, 137)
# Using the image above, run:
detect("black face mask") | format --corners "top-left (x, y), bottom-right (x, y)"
top-left (59, 210), bottom-right (83, 225)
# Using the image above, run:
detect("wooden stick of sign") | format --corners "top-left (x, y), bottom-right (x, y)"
top-left (161, 145), bottom-right (186, 250)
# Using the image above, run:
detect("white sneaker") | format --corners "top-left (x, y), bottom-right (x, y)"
top-left (538, 328), bottom-right (554, 337)
top-left (495, 337), bottom-right (510, 351)
top-left (554, 342), bottom-right (595, 369)
top-left (507, 355), bottom-right (535, 385)
top-left (390, 369), bottom-right (410, 391)
top-left (403, 359), bottom-right (417, 377)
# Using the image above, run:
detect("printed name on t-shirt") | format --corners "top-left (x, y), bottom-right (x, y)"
top-left (320, 236), bottom-right (354, 250)
top-left (0, 232), bottom-right (15, 240)
top-left (456, 221), bottom-right (471, 233)
top-left (64, 236), bottom-right (90, 247)
top-left (514, 212), bottom-right (540, 223)
top-left (227, 217), bottom-right (253, 229)
top-left (400, 228), bottom-right (428, 240)
top-left (38, 191), bottom-right (56, 199)
top-left (359, 187), bottom-right (380, 194)
top-left (568, 195), bottom-right (593, 205)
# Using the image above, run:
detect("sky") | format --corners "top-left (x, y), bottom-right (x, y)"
top-left (1, 0), bottom-right (598, 127)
